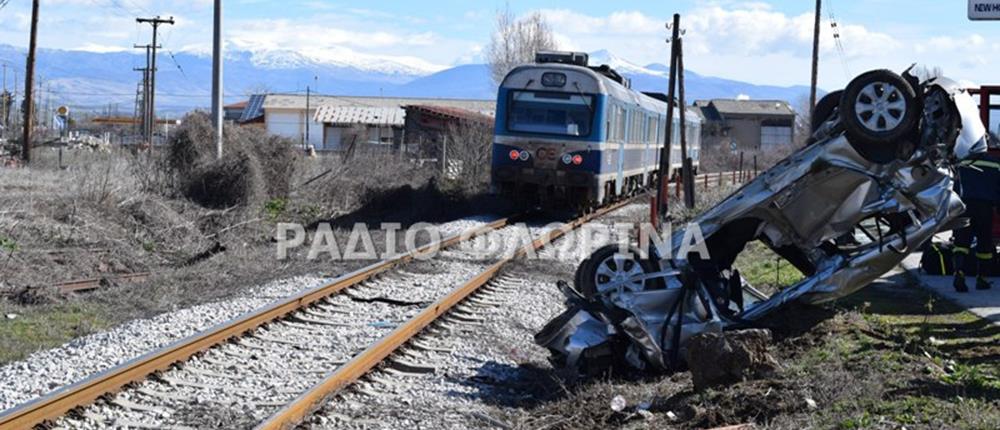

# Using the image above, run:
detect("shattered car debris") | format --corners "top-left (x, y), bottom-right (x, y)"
top-left (537, 68), bottom-right (989, 375)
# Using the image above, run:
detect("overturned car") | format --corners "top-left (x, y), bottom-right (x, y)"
top-left (536, 68), bottom-right (989, 374)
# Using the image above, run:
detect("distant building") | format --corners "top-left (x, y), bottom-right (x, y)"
top-left (403, 104), bottom-right (495, 157)
top-left (695, 99), bottom-right (797, 151)
top-left (313, 106), bottom-right (405, 151)
top-left (223, 101), bottom-right (247, 122)
top-left (260, 94), bottom-right (495, 150)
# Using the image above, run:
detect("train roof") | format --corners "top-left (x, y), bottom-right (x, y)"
top-left (501, 62), bottom-right (700, 122)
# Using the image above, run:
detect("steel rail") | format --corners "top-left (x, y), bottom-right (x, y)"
top-left (256, 198), bottom-right (636, 430)
top-left (0, 217), bottom-right (516, 430)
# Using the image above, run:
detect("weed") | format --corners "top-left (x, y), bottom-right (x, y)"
top-left (264, 198), bottom-right (288, 220)
top-left (941, 363), bottom-right (1000, 391)
top-left (0, 236), bottom-right (16, 253)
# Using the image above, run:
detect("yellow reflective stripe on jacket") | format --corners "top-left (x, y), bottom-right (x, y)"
top-left (960, 159), bottom-right (1000, 170)
top-left (976, 252), bottom-right (993, 260)
top-left (933, 244), bottom-right (946, 274)
top-left (954, 246), bottom-right (971, 254)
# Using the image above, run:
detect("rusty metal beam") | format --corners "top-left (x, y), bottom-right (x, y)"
top-left (0, 217), bottom-right (512, 430)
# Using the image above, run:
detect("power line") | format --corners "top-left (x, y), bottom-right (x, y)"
top-left (167, 50), bottom-right (189, 80)
top-left (827, 1), bottom-right (852, 80)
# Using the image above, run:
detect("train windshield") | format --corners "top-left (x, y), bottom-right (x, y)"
top-left (507, 91), bottom-right (594, 137)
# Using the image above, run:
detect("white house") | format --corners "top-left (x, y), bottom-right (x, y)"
top-left (260, 94), bottom-right (495, 150)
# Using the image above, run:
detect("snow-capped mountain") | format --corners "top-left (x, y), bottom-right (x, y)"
top-left (219, 40), bottom-right (446, 77)
top-left (0, 44), bottom-right (813, 114)
top-left (588, 49), bottom-right (668, 77)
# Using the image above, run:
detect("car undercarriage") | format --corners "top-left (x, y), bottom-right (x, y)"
top-left (537, 67), bottom-right (991, 375)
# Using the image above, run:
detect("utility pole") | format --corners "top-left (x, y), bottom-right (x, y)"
top-left (655, 13), bottom-right (681, 226)
top-left (21, 0), bottom-right (39, 163)
top-left (677, 38), bottom-right (694, 209)
top-left (809, 0), bottom-right (822, 112)
top-left (211, 0), bottom-right (223, 159)
top-left (137, 16), bottom-right (175, 145)
top-left (134, 44), bottom-right (154, 141)
top-left (305, 85), bottom-right (311, 150)
top-left (1, 62), bottom-right (8, 134)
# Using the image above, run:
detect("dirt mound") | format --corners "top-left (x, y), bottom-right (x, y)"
top-left (686, 329), bottom-right (781, 391)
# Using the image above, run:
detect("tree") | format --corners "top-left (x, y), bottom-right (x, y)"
top-left (485, 5), bottom-right (558, 85)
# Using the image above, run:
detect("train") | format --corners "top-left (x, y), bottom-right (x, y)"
top-left (491, 51), bottom-right (701, 210)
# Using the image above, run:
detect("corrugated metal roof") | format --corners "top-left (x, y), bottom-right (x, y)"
top-left (403, 104), bottom-right (495, 124)
top-left (313, 106), bottom-right (405, 127)
top-left (239, 94), bottom-right (266, 123)
top-left (263, 94), bottom-right (495, 114)
top-left (698, 99), bottom-right (796, 117)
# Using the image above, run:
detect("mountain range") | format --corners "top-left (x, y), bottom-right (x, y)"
top-left (0, 44), bottom-right (814, 115)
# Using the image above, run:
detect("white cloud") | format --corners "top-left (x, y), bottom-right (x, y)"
top-left (225, 18), bottom-right (438, 50)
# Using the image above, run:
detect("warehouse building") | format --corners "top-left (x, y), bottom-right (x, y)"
top-left (695, 99), bottom-right (797, 151)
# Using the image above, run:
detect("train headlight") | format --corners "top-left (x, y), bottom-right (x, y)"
top-left (541, 72), bottom-right (567, 88)
top-left (561, 154), bottom-right (573, 165)
top-left (509, 150), bottom-right (520, 160)
top-left (572, 155), bottom-right (583, 165)
top-left (519, 150), bottom-right (531, 161)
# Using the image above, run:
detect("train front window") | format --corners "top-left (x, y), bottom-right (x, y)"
top-left (507, 91), bottom-right (594, 137)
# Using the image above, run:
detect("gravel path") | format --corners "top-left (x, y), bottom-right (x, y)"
top-left (0, 216), bottom-right (497, 415)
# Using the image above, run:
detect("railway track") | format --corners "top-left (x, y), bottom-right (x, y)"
top-left (0, 199), bottom-right (637, 429)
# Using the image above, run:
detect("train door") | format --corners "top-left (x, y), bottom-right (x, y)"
top-left (641, 114), bottom-right (650, 183)
top-left (617, 108), bottom-right (628, 195)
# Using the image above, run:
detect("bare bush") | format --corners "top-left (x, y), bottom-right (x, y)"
top-left (163, 112), bottom-right (298, 209)
top-left (701, 143), bottom-right (798, 173)
top-left (439, 121), bottom-right (493, 193)
top-left (183, 150), bottom-right (265, 209)
top-left (486, 4), bottom-right (558, 85)
top-left (292, 149), bottom-right (435, 220)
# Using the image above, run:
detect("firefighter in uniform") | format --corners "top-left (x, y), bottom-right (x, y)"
top-left (953, 150), bottom-right (1000, 292)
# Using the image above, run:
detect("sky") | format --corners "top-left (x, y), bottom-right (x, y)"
top-left (0, 0), bottom-right (999, 90)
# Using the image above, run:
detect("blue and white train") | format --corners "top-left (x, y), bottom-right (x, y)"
top-left (491, 51), bottom-right (701, 209)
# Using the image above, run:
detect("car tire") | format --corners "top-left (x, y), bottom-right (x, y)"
top-left (839, 69), bottom-right (918, 163)
top-left (575, 244), bottom-right (661, 299)
top-left (811, 90), bottom-right (843, 133)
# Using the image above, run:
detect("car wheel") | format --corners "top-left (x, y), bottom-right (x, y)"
top-left (811, 90), bottom-right (843, 133)
top-left (575, 245), bottom-right (660, 299)
top-left (839, 69), bottom-right (918, 163)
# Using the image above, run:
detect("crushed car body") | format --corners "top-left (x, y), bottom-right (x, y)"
top-left (536, 68), bottom-right (990, 375)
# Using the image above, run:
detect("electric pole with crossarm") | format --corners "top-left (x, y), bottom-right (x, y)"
top-left (137, 16), bottom-right (175, 145)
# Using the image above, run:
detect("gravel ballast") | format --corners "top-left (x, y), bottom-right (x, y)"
top-left (310, 204), bottom-right (645, 429)
top-left (0, 216), bottom-right (496, 414)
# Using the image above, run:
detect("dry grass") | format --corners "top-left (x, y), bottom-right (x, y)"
top-left (0, 115), bottom-right (502, 364)
top-left (487, 279), bottom-right (1000, 430)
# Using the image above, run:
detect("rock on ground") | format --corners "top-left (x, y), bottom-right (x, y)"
top-left (685, 328), bottom-right (780, 391)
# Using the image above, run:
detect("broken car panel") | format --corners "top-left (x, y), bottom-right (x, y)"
top-left (537, 68), bottom-right (989, 375)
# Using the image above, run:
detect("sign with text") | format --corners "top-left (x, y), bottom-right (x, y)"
top-left (970, 1), bottom-right (1000, 20)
